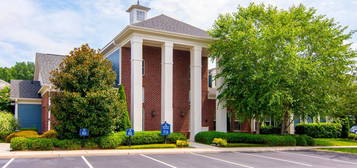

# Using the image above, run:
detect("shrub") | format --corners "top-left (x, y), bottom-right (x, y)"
top-left (212, 138), bottom-right (228, 147)
top-left (260, 126), bottom-right (281, 134)
top-left (195, 131), bottom-right (227, 144)
top-left (0, 112), bottom-right (17, 133)
top-left (167, 133), bottom-right (187, 144)
top-left (295, 123), bottom-right (342, 138)
top-left (40, 130), bottom-right (57, 139)
top-left (99, 132), bottom-right (126, 149)
top-left (348, 133), bottom-right (357, 140)
top-left (82, 139), bottom-right (99, 148)
top-left (195, 131), bottom-right (298, 146)
top-left (116, 144), bottom-right (176, 149)
top-left (53, 139), bottom-right (81, 150)
top-left (128, 131), bottom-right (164, 145)
top-left (341, 118), bottom-right (350, 138)
top-left (6, 131), bottom-right (39, 143)
top-left (10, 137), bottom-right (29, 151)
top-left (176, 140), bottom-right (189, 147)
top-left (19, 128), bottom-right (38, 132)
top-left (0, 131), bottom-right (12, 141)
top-left (28, 138), bottom-right (54, 150)
top-left (115, 85), bottom-right (132, 132)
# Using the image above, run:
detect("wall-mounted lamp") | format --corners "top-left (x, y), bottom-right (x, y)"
top-left (151, 110), bottom-right (156, 117)
top-left (180, 110), bottom-right (185, 117)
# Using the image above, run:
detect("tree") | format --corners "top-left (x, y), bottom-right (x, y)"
top-left (50, 44), bottom-right (127, 139)
top-left (0, 62), bottom-right (35, 82)
top-left (209, 3), bottom-right (356, 134)
top-left (115, 85), bottom-right (131, 131)
top-left (0, 87), bottom-right (11, 112)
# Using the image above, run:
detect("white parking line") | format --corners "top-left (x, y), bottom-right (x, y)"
top-left (2, 158), bottom-right (14, 168)
top-left (242, 152), bottom-right (312, 167)
top-left (191, 153), bottom-right (254, 168)
top-left (140, 154), bottom-right (177, 168)
top-left (81, 156), bottom-right (94, 168)
top-left (279, 151), bottom-right (357, 165)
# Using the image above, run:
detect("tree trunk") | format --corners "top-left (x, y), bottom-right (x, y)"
top-left (281, 111), bottom-right (290, 134)
top-left (256, 119), bottom-right (261, 134)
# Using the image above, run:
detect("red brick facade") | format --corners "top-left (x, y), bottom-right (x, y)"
top-left (121, 45), bottom-right (216, 133)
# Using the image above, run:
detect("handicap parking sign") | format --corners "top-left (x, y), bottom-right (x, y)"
top-left (79, 128), bottom-right (89, 137)
top-left (161, 122), bottom-right (171, 136)
top-left (126, 128), bottom-right (135, 136)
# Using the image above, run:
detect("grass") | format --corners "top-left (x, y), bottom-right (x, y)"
top-left (225, 143), bottom-right (269, 147)
top-left (319, 148), bottom-right (357, 154)
top-left (116, 144), bottom-right (176, 149)
top-left (314, 138), bottom-right (357, 146)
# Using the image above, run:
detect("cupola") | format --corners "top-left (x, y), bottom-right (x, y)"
top-left (126, 0), bottom-right (151, 24)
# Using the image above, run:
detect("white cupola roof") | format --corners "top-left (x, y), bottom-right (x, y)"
top-left (126, 1), bottom-right (151, 24)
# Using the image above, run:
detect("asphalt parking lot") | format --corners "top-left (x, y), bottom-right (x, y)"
top-left (1, 150), bottom-right (357, 168)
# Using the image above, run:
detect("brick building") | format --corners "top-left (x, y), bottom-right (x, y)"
top-left (9, 3), bottom-right (237, 138)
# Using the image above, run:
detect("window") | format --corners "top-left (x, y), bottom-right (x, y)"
top-left (137, 10), bottom-right (145, 21)
top-left (208, 74), bottom-right (212, 88)
top-left (233, 120), bottom-right (241, 131)
top-left (106, 49), bottom-right (121, 86)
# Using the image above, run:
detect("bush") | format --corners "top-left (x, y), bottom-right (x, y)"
top-left (82, 139), bottom-right (99, 148)
top-left (28, 138), bottom-right (54, 150)
top-left (6, 130), bottom-right (39, 143)
top-left (0, 112), bottom-right (17, 132)
top-left (212, 138), bottom-right (228, 147)
top-left (348, 133), bottom-right (357, 140)
top-left (53, 139), bottom-right (81, 150)
top-left (19, 128), bottom-right (38, 132)
top-left (128, 131), bottom-right (164, 145)
top-left (0, 131), bottom-right (12, 141)
top-left (341, 118), bottom-right (350, 138)
top-left (40, 130), bottom-right (57, 139)
top-left (195, 131), bottom-right (297, 146)
top-left (116, 144), bottom-right (176, 149)
top-left (295, 123), bottom-right (342, 138)
top-left (99, 132), bottom-right (126, 149)
top-left (260, 126), bottom-right (281, 134)
top-left (167, 133), bottom-right (187, 143)
top-left (176, 140), bottom-right (189, 147)
top-left (10, 137), bottom-right (29, 150)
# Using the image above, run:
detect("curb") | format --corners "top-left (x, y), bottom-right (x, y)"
top-left (2, 146), bottom-right (357, 159)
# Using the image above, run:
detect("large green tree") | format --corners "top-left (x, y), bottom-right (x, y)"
top-left (0, 87), bottom-right (11, 112)
top-left (50, 44), bottom-right (129, 139)
top-left (0, 62), bottom-right (35, 82)
top-left (209, 3), bottom-right (356, 134)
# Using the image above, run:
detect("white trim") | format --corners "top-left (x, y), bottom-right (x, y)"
top-left (14, 101), bottom-right (18, 120)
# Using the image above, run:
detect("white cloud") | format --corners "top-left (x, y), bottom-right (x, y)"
top-left (0, 0), bottom-right (355, 67)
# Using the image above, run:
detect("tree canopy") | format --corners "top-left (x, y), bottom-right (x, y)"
top-left (209, 3), bottom-right (356, 133)
top-left (50, 44), bottom-right (130, 139)
top-left (0, 62), bottom-right (34, 82)
top-left (0, 87), bottom-right (11, 112)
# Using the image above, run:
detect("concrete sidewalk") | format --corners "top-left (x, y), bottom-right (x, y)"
top-left (0, 142), bottom-right (357, 159)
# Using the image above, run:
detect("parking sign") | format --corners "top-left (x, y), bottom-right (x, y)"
top-left (79, 128), bottom-right (89, 137)
top-left (161, 122), bottom-right (171, 136)
top-left (126, 128), bottom-right (135, 136)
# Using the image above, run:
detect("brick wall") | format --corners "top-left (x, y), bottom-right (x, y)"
top-left (143, 46), bottom-right (161, 130)
top-left (121, 47), bottom-right (131, 120)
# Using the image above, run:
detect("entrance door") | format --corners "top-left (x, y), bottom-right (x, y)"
top-left (18, 104), bottom-right (42, 132)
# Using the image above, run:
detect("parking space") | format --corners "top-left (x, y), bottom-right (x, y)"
top-left (2, 150), bottom-right (357, 168)
top-left (6, 157), bottom-right (87, 168)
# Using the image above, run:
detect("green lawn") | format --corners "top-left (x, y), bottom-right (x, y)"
top-left (319, 148), bottom-right (357, 154)
top-left (225, 143), bottom-right (269, 147)
top-left (314, 138), bottom-right (357, 146)
top-left (116, 144), bottom-right (177, 149)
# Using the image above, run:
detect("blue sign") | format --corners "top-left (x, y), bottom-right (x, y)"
top-left (161, 122), bottom-right (171, 136)
top-left (126, 128), bottom-right (135, 136)
top-left (79, 128), bottom-right (89, 137)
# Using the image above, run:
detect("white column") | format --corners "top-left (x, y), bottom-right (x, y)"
top-left (216, 66), bottom-right (227, 132)
top-left (14, 100), bottom-right (18, 120)
top-left (190, 46), bottom-right (202, 139)
top-left (161, 41), bottom-right (174, 132)
top-left (130, 36), bottom-right (143, 131)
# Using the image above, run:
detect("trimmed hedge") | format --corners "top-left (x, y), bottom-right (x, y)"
top-left (260, 126), bottom-right (281, 134)
top-left (10, 137), bottom-right (54, 151)
top-left (40, 130), bottom-right (57, 139)
top-left (195, 131), bottom-right (315, 146)
top-left (295, 123), bottom-right (342, 138)
top-left (99, 132), bottom-right (126, 149)
top-left (116, 144), bottom-right (176, 149)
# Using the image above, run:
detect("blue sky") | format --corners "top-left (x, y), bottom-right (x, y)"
top-left (0, 0), bottom-right (356, 67)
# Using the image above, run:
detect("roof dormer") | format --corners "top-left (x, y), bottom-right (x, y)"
top-left (126, 1), bottom-right (151, 24)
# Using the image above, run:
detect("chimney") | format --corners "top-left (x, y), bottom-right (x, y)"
top-left (126, 1), bottom-right (151, 24)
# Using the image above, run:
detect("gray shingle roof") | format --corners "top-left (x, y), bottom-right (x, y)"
top-left (132, 14), bottom-right (210, 38)
top-left (10, 80), bottom-right (41, 99)
top-left (35, 53), bottom-right (65, 85)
